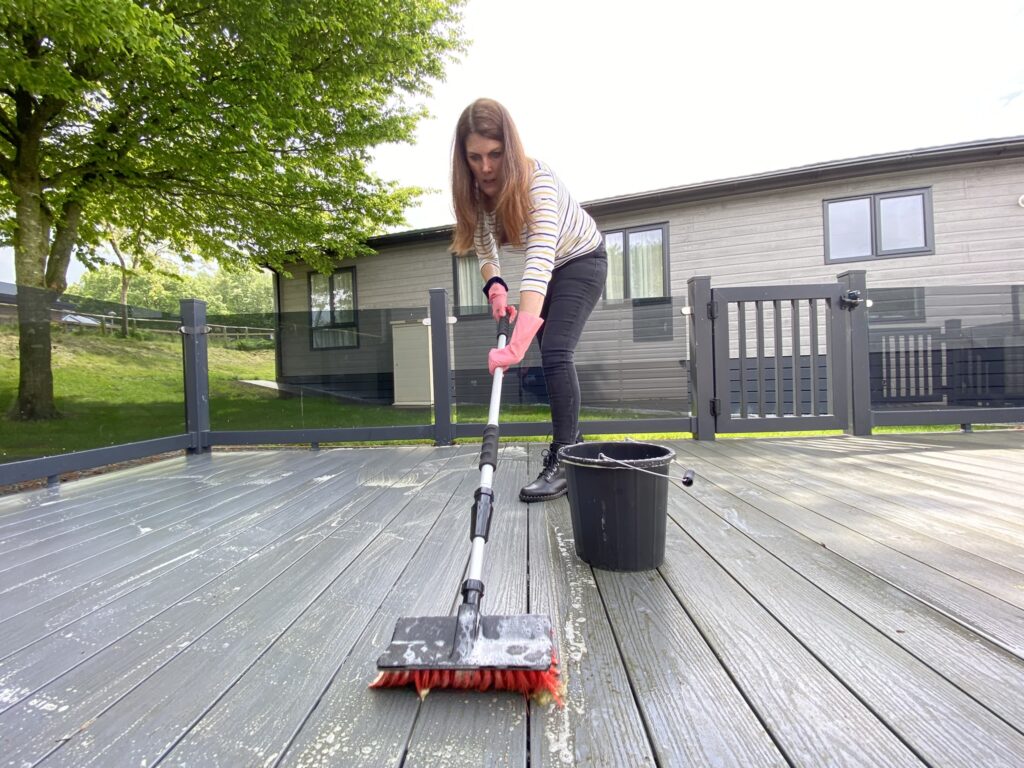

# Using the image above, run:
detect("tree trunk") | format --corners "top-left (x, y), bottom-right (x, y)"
top-left (120, 286), bottom-right (130, 337)
top-left (111, 239), bottom-right (131, 337)
top-left (12, 285), bottom-right (59, 419)
top-left (9, 177), bottom-right (60, 420)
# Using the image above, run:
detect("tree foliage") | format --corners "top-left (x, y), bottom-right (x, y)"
top-left (1, 0), bottom-right (465, 417)
top-left (70, 259), bottom-right (273, 317)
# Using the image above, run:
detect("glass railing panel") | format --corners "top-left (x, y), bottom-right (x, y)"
top-left (449, 296), bottom-right (691, 428)
top-left (867, 284), bottom-right (1024, 410)
top-left (0, 284), bottom-right (185, 462)
top-left (207, 307), bottom-right (433, 433)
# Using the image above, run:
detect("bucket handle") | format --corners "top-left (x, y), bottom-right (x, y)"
top-left (596, 453), bottom-right (695, 489)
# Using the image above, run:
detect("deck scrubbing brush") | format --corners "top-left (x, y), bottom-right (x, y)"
top-left (370, 315), bottom-right (563, 705)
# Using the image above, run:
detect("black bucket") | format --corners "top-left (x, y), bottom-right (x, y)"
top-left (559, 441), bottom-right (674, 571)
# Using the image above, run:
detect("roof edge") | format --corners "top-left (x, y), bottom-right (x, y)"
top-left (367, 135), bottom-right (1024, 247)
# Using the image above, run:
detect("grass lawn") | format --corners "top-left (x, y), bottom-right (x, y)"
top-left (0, 327), bottom-right (435, 459)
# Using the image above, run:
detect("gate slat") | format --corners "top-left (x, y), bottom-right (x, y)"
top-left (738, 302), bottom-right (748, 418)
top-left (810, 299), bottom-right (820, 415)
top-left (792, 299), bottom-right (802, 418)
top-left (756, 301), bottom-right (766, 418)
top-left (773, 300), bottom-right (783, 417)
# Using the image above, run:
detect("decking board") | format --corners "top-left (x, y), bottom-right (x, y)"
top-left (657, 522), bottom-right (924, 766)
top-left (664, 477), bottom-right (1024, 766)
top-left (402, 444), bottom-right (531, 768)
top-left (675, 440), bottom-right (1024, 658)
top-left (274, 447), bottom-right (487, 767)
top-left (528, 495), bottom-right (657, 767)
top-left (1, 448), bottom-right (432, 766)
top-left (0, 449), bottom-right (425, 687)
top-left (595, 563), bottom-right (785, 766)
top-left (0, 451), bottom-right (346, 618)
top-left (674, 439), bottom-right (1024, 608)
top-left (0, 449), bottom-right (387, 629)
top-left (0, 452), bottom-right (378, 660)
top-left (742, 436), bottom-right (1024, 534)
top-left (0, 431), bottom-right (1021, 766)
top-left (668, 442), bottom-right (1024, 732)
top-left (123, 447), bottom-right (468, 767)
top-left (0, 453), bottom-right (292, 570)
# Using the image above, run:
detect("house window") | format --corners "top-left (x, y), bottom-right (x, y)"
top-left (824, 188), bottom-right (934, 262)
top-left (309, 267), bottom-right (358, 349)
top-left (453, 255), bottom-right (487, 315)
top-left (603, 224), bottom-right (669, 300)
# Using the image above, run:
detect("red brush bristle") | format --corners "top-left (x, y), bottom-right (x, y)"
top-left (370, 653), bottom-right (563, 707)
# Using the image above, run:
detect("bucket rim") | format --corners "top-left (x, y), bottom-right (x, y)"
top-left (558, 440), bottom-right (675, 470)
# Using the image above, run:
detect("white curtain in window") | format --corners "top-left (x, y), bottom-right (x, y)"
top-left (310, 270), bottom-right (357, 348)
top-left (456, 256), bottom-right (487, 310)
top-left (313, 327), bottom-right (357, 348)
top-left (332, 270), bottom-right (355, 324)
top-left (310, 273), bottom-right (331, 327)
top-left (604, 232), bottom-right (625, 300)
top-left (629, 229), bottom-right (664, 299)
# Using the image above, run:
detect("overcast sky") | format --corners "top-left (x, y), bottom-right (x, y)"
top-left (3, 0), bottom-right (1022, 284)
top-left (375, 0), bottom-right (1024, 229)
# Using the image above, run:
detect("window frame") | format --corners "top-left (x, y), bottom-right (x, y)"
top-left (823, 187), bottom-right (934, 264)
top-left (602, 222), bottom-right (670, 301)
top-left (308, 266), bottom-right (359, 350)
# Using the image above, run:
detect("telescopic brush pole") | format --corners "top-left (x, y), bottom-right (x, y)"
top-left (455, 314), bottom-right (510, 660)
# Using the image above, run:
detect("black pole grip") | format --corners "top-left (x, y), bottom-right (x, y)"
top-left (479, 424), bottom-right (499, 470)
top-left (497, 314), bottom-right (511, 342)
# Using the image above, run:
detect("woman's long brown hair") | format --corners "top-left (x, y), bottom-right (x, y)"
top-left (450, 98), bottom-right (532, 254)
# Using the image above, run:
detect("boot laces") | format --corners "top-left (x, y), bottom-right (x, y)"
top-left (538, 448), bottom-right (560, 479)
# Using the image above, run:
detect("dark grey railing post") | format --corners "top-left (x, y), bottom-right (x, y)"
top-left (429, 288), bottom-right (455, 446)
top-left (180, 298), bottom-right (211, 453)
top-left (838, 270), bottom-right (872, 436)
top-left (687, 276), bottom-right (716, 440)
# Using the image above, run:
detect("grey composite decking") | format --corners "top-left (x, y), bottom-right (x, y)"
top-left (0, 431), bottom-right (1022, 767)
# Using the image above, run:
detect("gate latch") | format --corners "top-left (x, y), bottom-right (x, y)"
top-left (839, 290), bottom-right (862, 310)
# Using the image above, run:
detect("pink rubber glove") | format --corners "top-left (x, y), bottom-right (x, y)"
top-left (488, 312), bottom-right (543, 375)
top-left (487, 281), bottom-right (518, 323)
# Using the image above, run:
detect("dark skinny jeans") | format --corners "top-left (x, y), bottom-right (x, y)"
top-left (536, 245), bottom-right (608, 447)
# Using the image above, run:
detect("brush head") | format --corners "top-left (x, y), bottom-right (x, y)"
top-left (369, 657), bottom-right (563, 706)
top-left (371, 610), bottom-right (563, 705)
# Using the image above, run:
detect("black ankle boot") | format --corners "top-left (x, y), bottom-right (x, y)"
top-left (520, 443), bottom-right (568, 502)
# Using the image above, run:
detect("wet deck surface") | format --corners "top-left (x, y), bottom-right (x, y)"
top-left (1, 430), bottom-right (1022, 767)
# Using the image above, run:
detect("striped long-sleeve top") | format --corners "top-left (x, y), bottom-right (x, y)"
top-left (474, 159), bottom-right (602, 297)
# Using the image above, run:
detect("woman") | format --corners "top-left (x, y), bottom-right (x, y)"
top-left (450, 98), bottom-right (607, 503)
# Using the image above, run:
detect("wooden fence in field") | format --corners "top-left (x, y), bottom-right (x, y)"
top-left (47, 309), bottom-right (273, 341)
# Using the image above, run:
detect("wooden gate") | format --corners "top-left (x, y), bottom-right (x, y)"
top-left (710, 284), bottom-right (849, 432)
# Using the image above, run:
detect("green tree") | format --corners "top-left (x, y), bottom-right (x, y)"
top-left (97, 228), bottom-right (184, 334)
top-left (70, 258), bottom-right (273, 317)
top-left (1, 0), bottom-right (464, 419)
top-left (70, 256), bottom-right (198, 315)
top-left (202, 267), bottom-right (273, 317)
